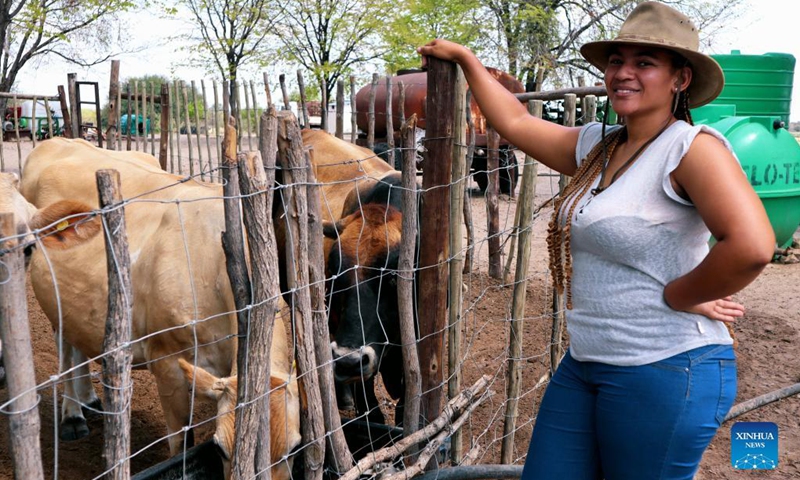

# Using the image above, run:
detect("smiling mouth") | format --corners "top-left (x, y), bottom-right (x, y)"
top-left (614, 88), bottom-right (639, 94)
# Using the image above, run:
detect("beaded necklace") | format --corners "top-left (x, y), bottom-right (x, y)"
top-left (591, 118), bottom-right (675, 195)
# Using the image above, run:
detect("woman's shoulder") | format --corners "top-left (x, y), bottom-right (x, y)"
top-left (576, 122), bottom-right (624, 161)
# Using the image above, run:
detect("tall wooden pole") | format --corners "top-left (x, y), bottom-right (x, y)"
top-left (417, 57), bottom-right (455, 451)
top-left (447, 67), bottom-right (467, 464)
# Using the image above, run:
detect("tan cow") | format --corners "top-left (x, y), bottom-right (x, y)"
top-left (0, 171), bottom-right (100, 386)
top-left (179, 299), bottom-right (300, 480)
top-left (20, 138), bottom-right (300, 466)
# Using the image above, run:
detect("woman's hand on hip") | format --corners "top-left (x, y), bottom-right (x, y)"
top-left (673, 295), bottom-right (745, 323)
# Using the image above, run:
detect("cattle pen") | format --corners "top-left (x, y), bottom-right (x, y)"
top-left (1, 58), bottom-right (799, 480)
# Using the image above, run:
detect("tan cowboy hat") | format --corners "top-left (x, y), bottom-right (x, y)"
top-left (580, 1), bottom-right (724, 108)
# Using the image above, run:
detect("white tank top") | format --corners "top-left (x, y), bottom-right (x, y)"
top-left (565, 120), bottom-right (734, 366)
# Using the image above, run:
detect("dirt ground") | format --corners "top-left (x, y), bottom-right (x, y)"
top-left (0, 143), bottom-right (799, 479)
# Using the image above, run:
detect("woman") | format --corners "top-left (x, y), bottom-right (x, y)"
top-left (418, 2), bottom-right (775, 479)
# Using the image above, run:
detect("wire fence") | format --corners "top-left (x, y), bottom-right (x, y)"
top-left (0, 61), bottom-right (606, 479)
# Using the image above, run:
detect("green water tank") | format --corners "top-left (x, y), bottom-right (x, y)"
top-left (697, 114), bottom-right (800, 248)
top-left (710, 50), bottom-right (795, 126)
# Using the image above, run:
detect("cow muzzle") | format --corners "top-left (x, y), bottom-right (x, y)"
top-left (331, 342), bottom-right (378, 383)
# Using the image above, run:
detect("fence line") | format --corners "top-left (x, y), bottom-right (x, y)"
top-left (1, 65), bottom-right (613, 479)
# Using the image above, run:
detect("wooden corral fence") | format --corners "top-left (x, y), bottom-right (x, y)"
top-left (4, 56), bottom-right (796, 480)
top-left (0, 54), bottom-right (601, 479)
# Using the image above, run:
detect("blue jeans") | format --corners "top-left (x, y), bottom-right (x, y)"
top-left (521, 344), bottom-right (736, 480)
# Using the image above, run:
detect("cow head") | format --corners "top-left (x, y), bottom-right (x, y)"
top-left (178, 359), bottom-right (301, 480)
top-left (323, 203), bottom-right (406, 389)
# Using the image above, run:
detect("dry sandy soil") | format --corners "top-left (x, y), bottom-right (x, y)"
top-left (0, 141), bottom-right (798, 479)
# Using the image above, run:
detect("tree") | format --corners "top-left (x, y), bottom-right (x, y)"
top-left (0, 0), bottom-right (135, 99)
top-left (276, 0), bottom-right (392, 101)
top-left (479, 0), bottom-right (745, 91)
top-left (381, 0), bottom-right (482, 73)
top-left (177, 0), bottom-right (283, 114)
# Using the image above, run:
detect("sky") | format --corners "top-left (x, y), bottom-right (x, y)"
top-left (15, 0), bottom-right (800, 122)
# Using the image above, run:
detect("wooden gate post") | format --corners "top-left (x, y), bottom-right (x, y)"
top-left (0, 214), bottom-right (44, 480)
top-left (418, 57), bottom-right (455, 442)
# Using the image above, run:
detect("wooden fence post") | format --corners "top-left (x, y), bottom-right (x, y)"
top-left (487, 127), bottom-right (501, 278)
top-left (159, 84), bottom-right (170, 170)
top-left (191, 81), bottom-right (205, 179)
top-left (448, 67), bottom-right (467, 465)
top-left (277, 110), bottom-right (325, 480)
top-left (0, 213), bottom-right (44, 480)
top-left (297, 71), bottom-right (310, 128)
top-left (349, 75), bottom-right (357, 143)
top-left (96, 169), bottom-right (134, 480)
top-left (106, 60), bottom-right (120, 150)
top-left (68, 73), bottom-right (80, 138)
top-left (335, 79), bottom-right (344, 139)
top-left (232, 145), bottom-right (281, 479)
top-left (321, 78), bottom-right (328, 132)
top-left (279, 74), bottom-right (291, 112)
top-left (418, 57), bottom-right (455, 449)
top-left (367, 73), bottom-right (378, 150)
top-left (221, 115), bottom-right (252, 383)
top-left (263, 72), bottom-right (273, 108)
top-left (399, 114), bottom-right (422, 457)
top-left (500, 100), bottom-right (542, 464)
top-left (58, 85), bottom-right (73, 139)
top-left (385, 76), bottom-right (394, 166)
top-left (305, 148), bottom-right (354, 473)
top-left (463, 91), bottom-right (476, 274)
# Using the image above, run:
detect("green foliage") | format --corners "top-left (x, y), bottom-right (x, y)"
top-left (277, 0), bottom-right (393, 99)
top-left (382, 0), bottom-right (482, 73)
top-left (1, 0), bottom-right (137, 93)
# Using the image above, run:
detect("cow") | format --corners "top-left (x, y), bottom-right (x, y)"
top-left (276, 129), bottom-right (418, 424)
top-left (0, 171), bottom-right (100, 387)
top-left (178, 299), bottom-right (300, 480)
top-left (20, 138), bottom-right (301, 465)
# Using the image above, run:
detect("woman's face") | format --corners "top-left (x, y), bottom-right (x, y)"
top-left (604, 45), bottom-right (685, 120)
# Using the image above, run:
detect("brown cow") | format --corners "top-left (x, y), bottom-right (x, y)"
top-left (21, 138), bottom-right (300, 465)
top-left (277, 129), bottom-right (417, 424)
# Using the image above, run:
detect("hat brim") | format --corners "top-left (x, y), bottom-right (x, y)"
top-left (580, 39), bottom-right (724, 108)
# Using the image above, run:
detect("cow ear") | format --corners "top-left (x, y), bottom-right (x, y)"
top-left (179, 358), bottom-right (227, 402)
top-left (30, 200), bottom-right (100, 250)
top-left (322, 220), bottom-right (342, 239)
